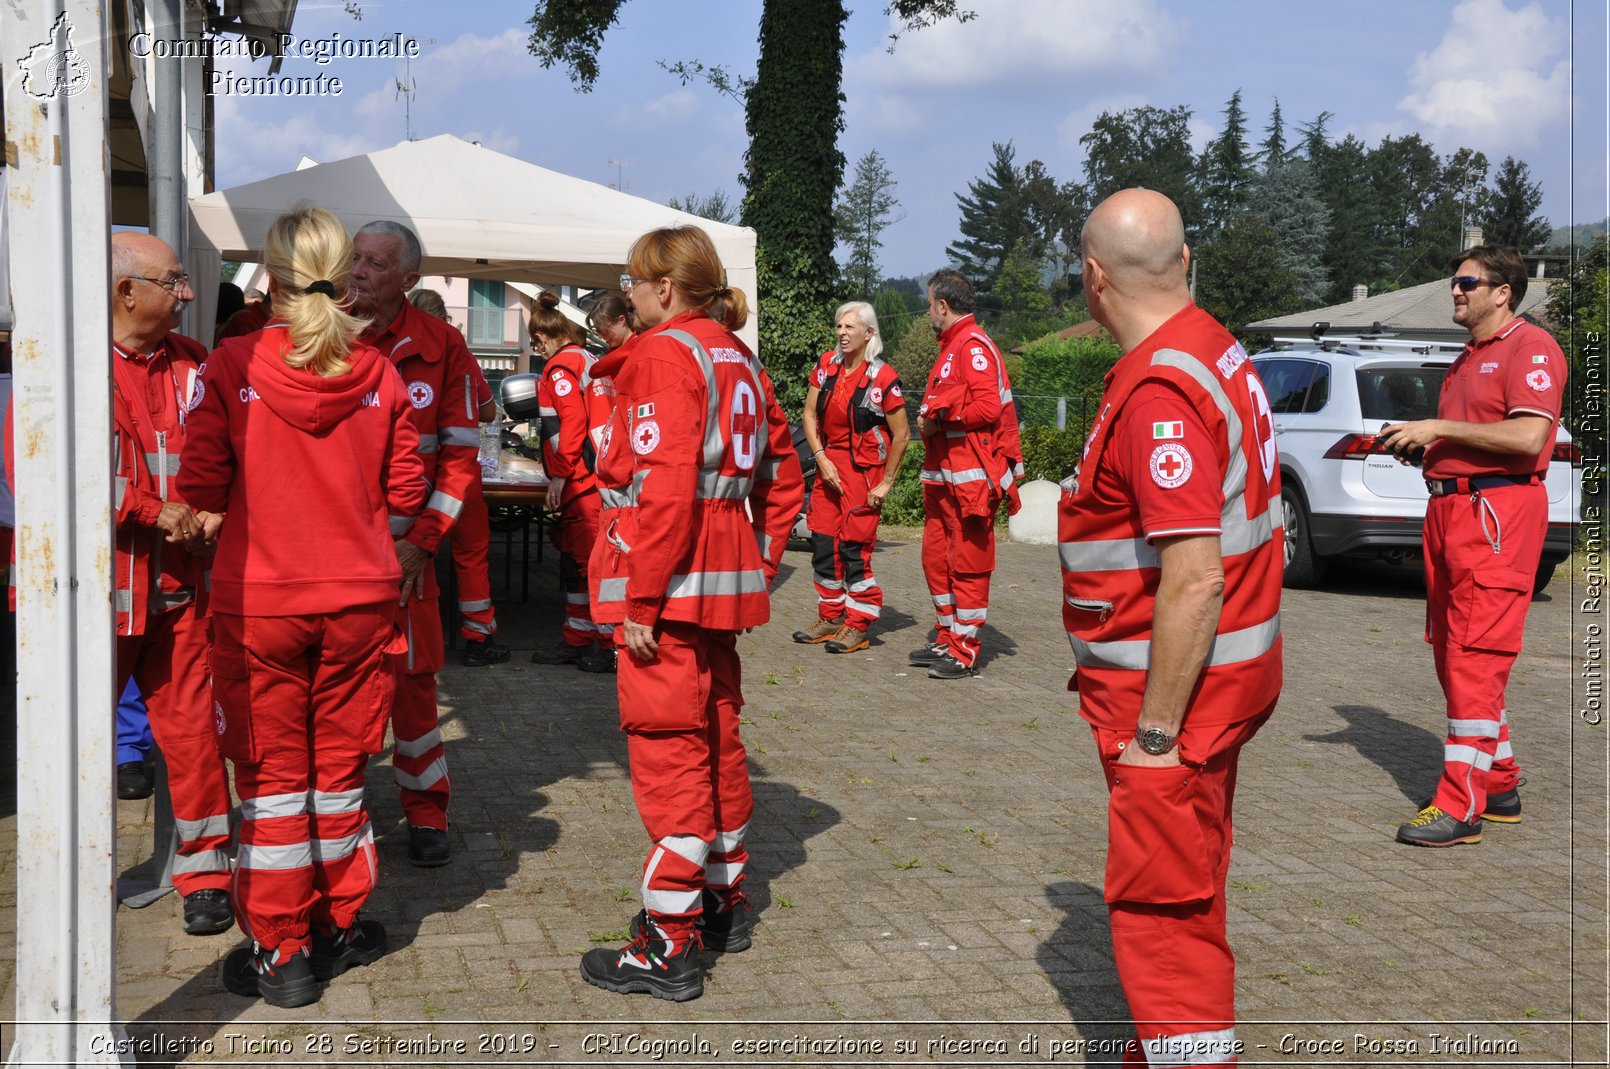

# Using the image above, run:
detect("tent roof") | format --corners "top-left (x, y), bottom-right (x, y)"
top-left (188, 135), bottom-right (756, 294)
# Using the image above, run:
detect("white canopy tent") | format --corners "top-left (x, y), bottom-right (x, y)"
top-left (187, 134), bottom-right (760, 348)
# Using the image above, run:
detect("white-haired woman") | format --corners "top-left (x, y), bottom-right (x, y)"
top-left (792, 301), bottom-right (910, 654)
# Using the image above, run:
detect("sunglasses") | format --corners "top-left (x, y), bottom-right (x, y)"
top-left (1451, 275), bottom-right (1502, 293)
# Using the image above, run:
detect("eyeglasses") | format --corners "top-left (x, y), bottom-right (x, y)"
top-left (619, 274), bottom-right (649, 292)
top-left (128, 273), bottom-right (192, 295)
top-left (1451, 275), bottom-right (1501, 293)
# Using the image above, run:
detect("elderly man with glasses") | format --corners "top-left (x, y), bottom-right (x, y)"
top-left (107, 231), bottom-right (236, 934)
top-left (1379, 245), bottom-right (1568, 847)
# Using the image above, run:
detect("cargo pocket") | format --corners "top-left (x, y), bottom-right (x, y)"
top-left (207, 625), bottom-right (258, 765)
top-left (1105, 764), bottom-right (1215, 905)
top-left (1455, 565), bottom-right (1532, 653)
top-left (617, 636), bottom-right (709, 733)
top-left (844, 504), bottom-right (882, 544)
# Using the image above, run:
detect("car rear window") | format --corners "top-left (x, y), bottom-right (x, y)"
top-left (1356, 367), bottom-right (1447, 422)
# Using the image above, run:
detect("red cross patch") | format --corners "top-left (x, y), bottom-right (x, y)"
top-left (1149, 442), bottom-right (1193, 489)
top-left (633, 418), bottom-right (661, 455)
top-left (1526, 368), bottom-right (1552, 392)
top-left (407, 381), bottom-right (434, 409)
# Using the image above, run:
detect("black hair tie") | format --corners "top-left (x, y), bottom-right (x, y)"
top-left (305, 280), bottom-right (336, 297)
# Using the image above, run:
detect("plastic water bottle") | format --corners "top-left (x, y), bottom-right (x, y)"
top-left (478, 419), bottom-right (503, 478)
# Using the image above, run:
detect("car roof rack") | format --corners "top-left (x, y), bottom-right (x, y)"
top-left (1263, 324), bottom-right (1466, 358)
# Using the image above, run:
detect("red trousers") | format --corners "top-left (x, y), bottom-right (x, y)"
top-left (116, 601), bottom-right (232, 896)
top-left (451, 476), bottom-right (499, 641)
top-left (556, 491), bottom-right (607, 647)
top-left (1424, 483), bottom-right (1545, 822)
top-left (808, 450), bottom-right (884, 627)
top-left (390, 593), bottom-right (449, 829)
top-left (921, 483), bottom-right (994, 666)
top-left (1092, 712), bottom-right (1269, 1069)
top-left (616, 621), bottom-right (752, 932)
top-left (210, 605), bottom-right (397, 951)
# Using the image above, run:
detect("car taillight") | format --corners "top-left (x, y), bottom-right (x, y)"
top-left (1552, 441), bottom-right (1583, 467)
top-left (1323, 433), bottom-right (1392, 460)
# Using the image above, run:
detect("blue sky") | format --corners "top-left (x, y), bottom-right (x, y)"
top-left (212, 0), bottom-right (1607, 279)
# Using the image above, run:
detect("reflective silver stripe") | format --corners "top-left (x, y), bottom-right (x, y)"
top-left (114, 476), bottom-right (128, 509)
top-left (1495, 740), bottom-right (1514, 760)
top-left (144, 452), bottom-right (181, 477)
top-left (175, 814), bottom-right (231, 841)
top-left (151, 589), bottom-right (196, 611)
top-left (171, 848), bottom-right (230, 875)
top-left (537, 405), bottom-right (558, 418)
top-left (698, 470), bottom-right (754, 499)
top-left (1071, 613), bottom-right (1281, 671)
top-left (565, 592), bottom-right (589, 605)
top-left (713, 822), bottom-right (748, 853)
top-left (241, 791), bottom-right (308, 820)
top-left (238, 841), bottom-right (313, 871)
top-left (390, 514), bottom-right (416, 536)
top-left (416, 433), bottom-right (439, 454)
top-left (932, 594), bottom-right (955, 607)
top-left (395, 727), bottom-right (442, 759)
top-left (705, 861), bottom-right (744, 886)
top-left (1059, 495), bottom-right (1277, 573)
top-left (756, 455), bottom-right (784, 480)
top-left (311, 825), bottom-right (374, 864)
top-left (394, 756), bottom-right (448, 791)
top-left (660, 329), bottom-right (726, 472)
top-left (844, 596), bottom-right (881, 618)
top-left (459, 599), bottom-right (493, 612)
top-left (955, 608), bottom-right (986, 622)
top-left (427, 491), bottom-right (464, 519)
top-left (1447, 717), bottom-right (1503, 738)
top-left (1445, 744), bottom-right (1494, 770)
top-left (311, 787), bottom-right (364, 815)
top-left (115, 590), bottom-right (133, 613)
top-left (463, 619), bottom-right (493, 635)
top-left (595, 568), bottom-right (768, 604)
top-left (1143, 1027), bottom-right (1239, 1067)
top-left (565, 617), bottom-right (599, 633)
top-left (599, 487), bottom-right (633, 509)
top-left (759, 533), bottom-right (774, 559)
top-left (644, 887), bottom-right (702, 914)
top-left (920, 466), bottom-right (991, 485)
top-left (848, 577), bottom-right (875, 593)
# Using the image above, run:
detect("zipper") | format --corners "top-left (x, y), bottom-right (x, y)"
top-left (1065, 595), bottom-right (1113, 622)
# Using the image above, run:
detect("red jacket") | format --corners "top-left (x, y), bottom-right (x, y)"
top-left (1058, 304), bottom-right (1283, 730)
top-left (537, 342), bottom-right (600, 505)
top-left (362, 303), bottom-right (482, 561)
top-left (112, 332), bottom-right (210, 636)
top-left (810, 349), bottom-right (905, 471)
top-left (588, 311), bottom-right (803, 630)
top-left (177, 325), bottom-right (428, 615)
top-left (918, 315), bottom-right (1021, 515)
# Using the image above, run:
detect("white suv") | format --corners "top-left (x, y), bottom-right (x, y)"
top-left (1251, 338), bottom-right (1581, 592)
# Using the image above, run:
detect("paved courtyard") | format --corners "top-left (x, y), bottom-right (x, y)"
top-left (1, 526), bottom-right (1605, 1067)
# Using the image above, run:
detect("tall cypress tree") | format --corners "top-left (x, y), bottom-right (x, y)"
top-left (1481, 156), bottom-right (1552, 250)
top-left (947, 141), bottom-right (1027, 305)
top-left (1197, 90), bottom-right (1254, 238)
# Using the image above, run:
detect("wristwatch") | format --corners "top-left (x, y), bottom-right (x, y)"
top-left (1134, 725), bottom-right (1177, 755)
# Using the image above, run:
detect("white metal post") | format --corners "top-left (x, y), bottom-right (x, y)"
top-left (4, 0), bottom-right (129, 1064)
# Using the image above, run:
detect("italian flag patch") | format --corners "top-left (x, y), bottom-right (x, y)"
top-left (1152, 420), bottom-right (1184, 440)
top-left (636, 402), bottom-right (655, 418)
top-left (1532, 354), bottom-right (1549, 364)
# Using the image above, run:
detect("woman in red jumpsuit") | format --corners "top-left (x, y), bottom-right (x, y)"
top-left (580, 226), bottom-right (802, 1001)
top-left (179, 206), bottom-right (427, 1007)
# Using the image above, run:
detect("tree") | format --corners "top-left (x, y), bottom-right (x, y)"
top-left (1481, 156), bottom-right (1552, 251)
top-left (1080, 105), bottom-right (1199, 231)
top-left (1251, 158), bottom-right (1331, 305)
top-left (525, 0), bottom-right (971, 406)
top-left (1197, 90), bottom-right (1254, 238)
top-left (1310, 133), bottom-right (1385, 302)
top-left (947, 141), bottom-right (1029, 303)
top-left (1258, 98), bottom-right (1289, 173)
top-left (1545, 234), bottom-right (1608, 445)
top-left (667, 190), bottom-right (737, 223)
top-left (1193, 214), bottom-right (1302, 333)
top-left (834, 150), bottom-right (902, 300)
top-left (1019, 160), bottom-right (1086, 303)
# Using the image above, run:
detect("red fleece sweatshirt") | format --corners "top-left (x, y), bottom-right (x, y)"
top-left (178, 325), bottom-right (429, 615)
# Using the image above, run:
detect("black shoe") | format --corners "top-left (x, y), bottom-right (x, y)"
top-left (407, 824), bottom-right (452, 867)
top-left (630, 888), bottom-right (753, 954)
top-left (221, 942), bottom-right (320, 1008)
top-left (577, 643), bottom-right (617, 674)
top-left (1396, 805), bottom-right (1483, 847)
top-left (183, 888), bottom-right (235, 935)
top-left (908, 642), bottom-right (947, 666)
top-left (531, 642), bottom-right (586, 665)
top-left (117, 761), bottom-right (153, 800)
top-left (310, 918), bottom-right (388, 981)
top-left (580, 921), bottom-right (703, 1002)
top-left (927, 654), bottom-right (978, 679)
top-left (1416, 785), bottom-right (1524, 824)
top-left (461, 638), bottom-right (511, 667)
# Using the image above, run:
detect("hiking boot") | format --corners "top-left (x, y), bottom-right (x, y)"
top-left (310, 918), bottom-right (388, 981)
top-left (407, 824), bottom-right (452, 867)
top-left (824, 624), bottom-right (870, 655)
top-left (580, 919), bottom-right (703, 1002)
top-left (908, 642), bottom-right (947, 666)
top-left (630, 888), bottom-right (753, 954)
top-left (531, 641), bottom-right (586, 665)
top-left (928, 654), bottom-right (979, 679)
top-left (182, 888), bottom-right (235, 935)
top-left (116, 760), bottom-right (153, 800)
top-left (221, 941), bottom-right (319, 1008)
top-left (461, 638), bottom-right (511, 667)
top-left (792, 619), bottom-right (842, 644)
top-left (1396, 805), bottom-right (1483, 847)
top-left (577, 643), bottom-right (617, 674)
top-left (1416, 784), bottom-right (1523, 824)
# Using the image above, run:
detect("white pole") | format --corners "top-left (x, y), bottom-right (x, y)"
top-left (4, 0), bottom-right (129, 1064)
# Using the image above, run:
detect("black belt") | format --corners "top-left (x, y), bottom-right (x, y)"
top-left (1424, 473), bottom-right (1540, 497)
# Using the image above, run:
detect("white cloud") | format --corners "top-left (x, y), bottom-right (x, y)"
top-left (616, 87), bottom-right (700, 126)
top-left (1398, 0), bottom-right (1570, 152)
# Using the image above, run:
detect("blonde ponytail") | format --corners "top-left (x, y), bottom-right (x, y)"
top-left (263, 205), bottom-right (369, 376)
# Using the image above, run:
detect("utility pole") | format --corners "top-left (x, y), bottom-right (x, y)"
top-left (608, 158), bottom-right (634, 192)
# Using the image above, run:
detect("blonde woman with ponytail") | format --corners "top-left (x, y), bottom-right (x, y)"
top-left (178, 206), bottom-right (429, 1008)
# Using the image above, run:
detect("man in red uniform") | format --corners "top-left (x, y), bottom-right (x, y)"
top-left (109, 232), bottom-right (235, 935)
top-left (1379, 245), bottom-right (1565, 846)
top-left (1060, 190), bottom-right (1283, 1067)
top-left (350, 221), bottom-right (485, 867)
top-left (913, 269), bottom-right (1019, 679)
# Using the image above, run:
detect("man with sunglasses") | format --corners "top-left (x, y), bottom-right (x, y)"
top-left (107, 232), bottom-right (235, 934)
top-left (1379, 245), bottom-right (1566, 847)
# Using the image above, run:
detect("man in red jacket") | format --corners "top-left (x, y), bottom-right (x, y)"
top-left (109, 232), bottom-right (235, 935)
top-left (350, 221), bottom-right (485, 867)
